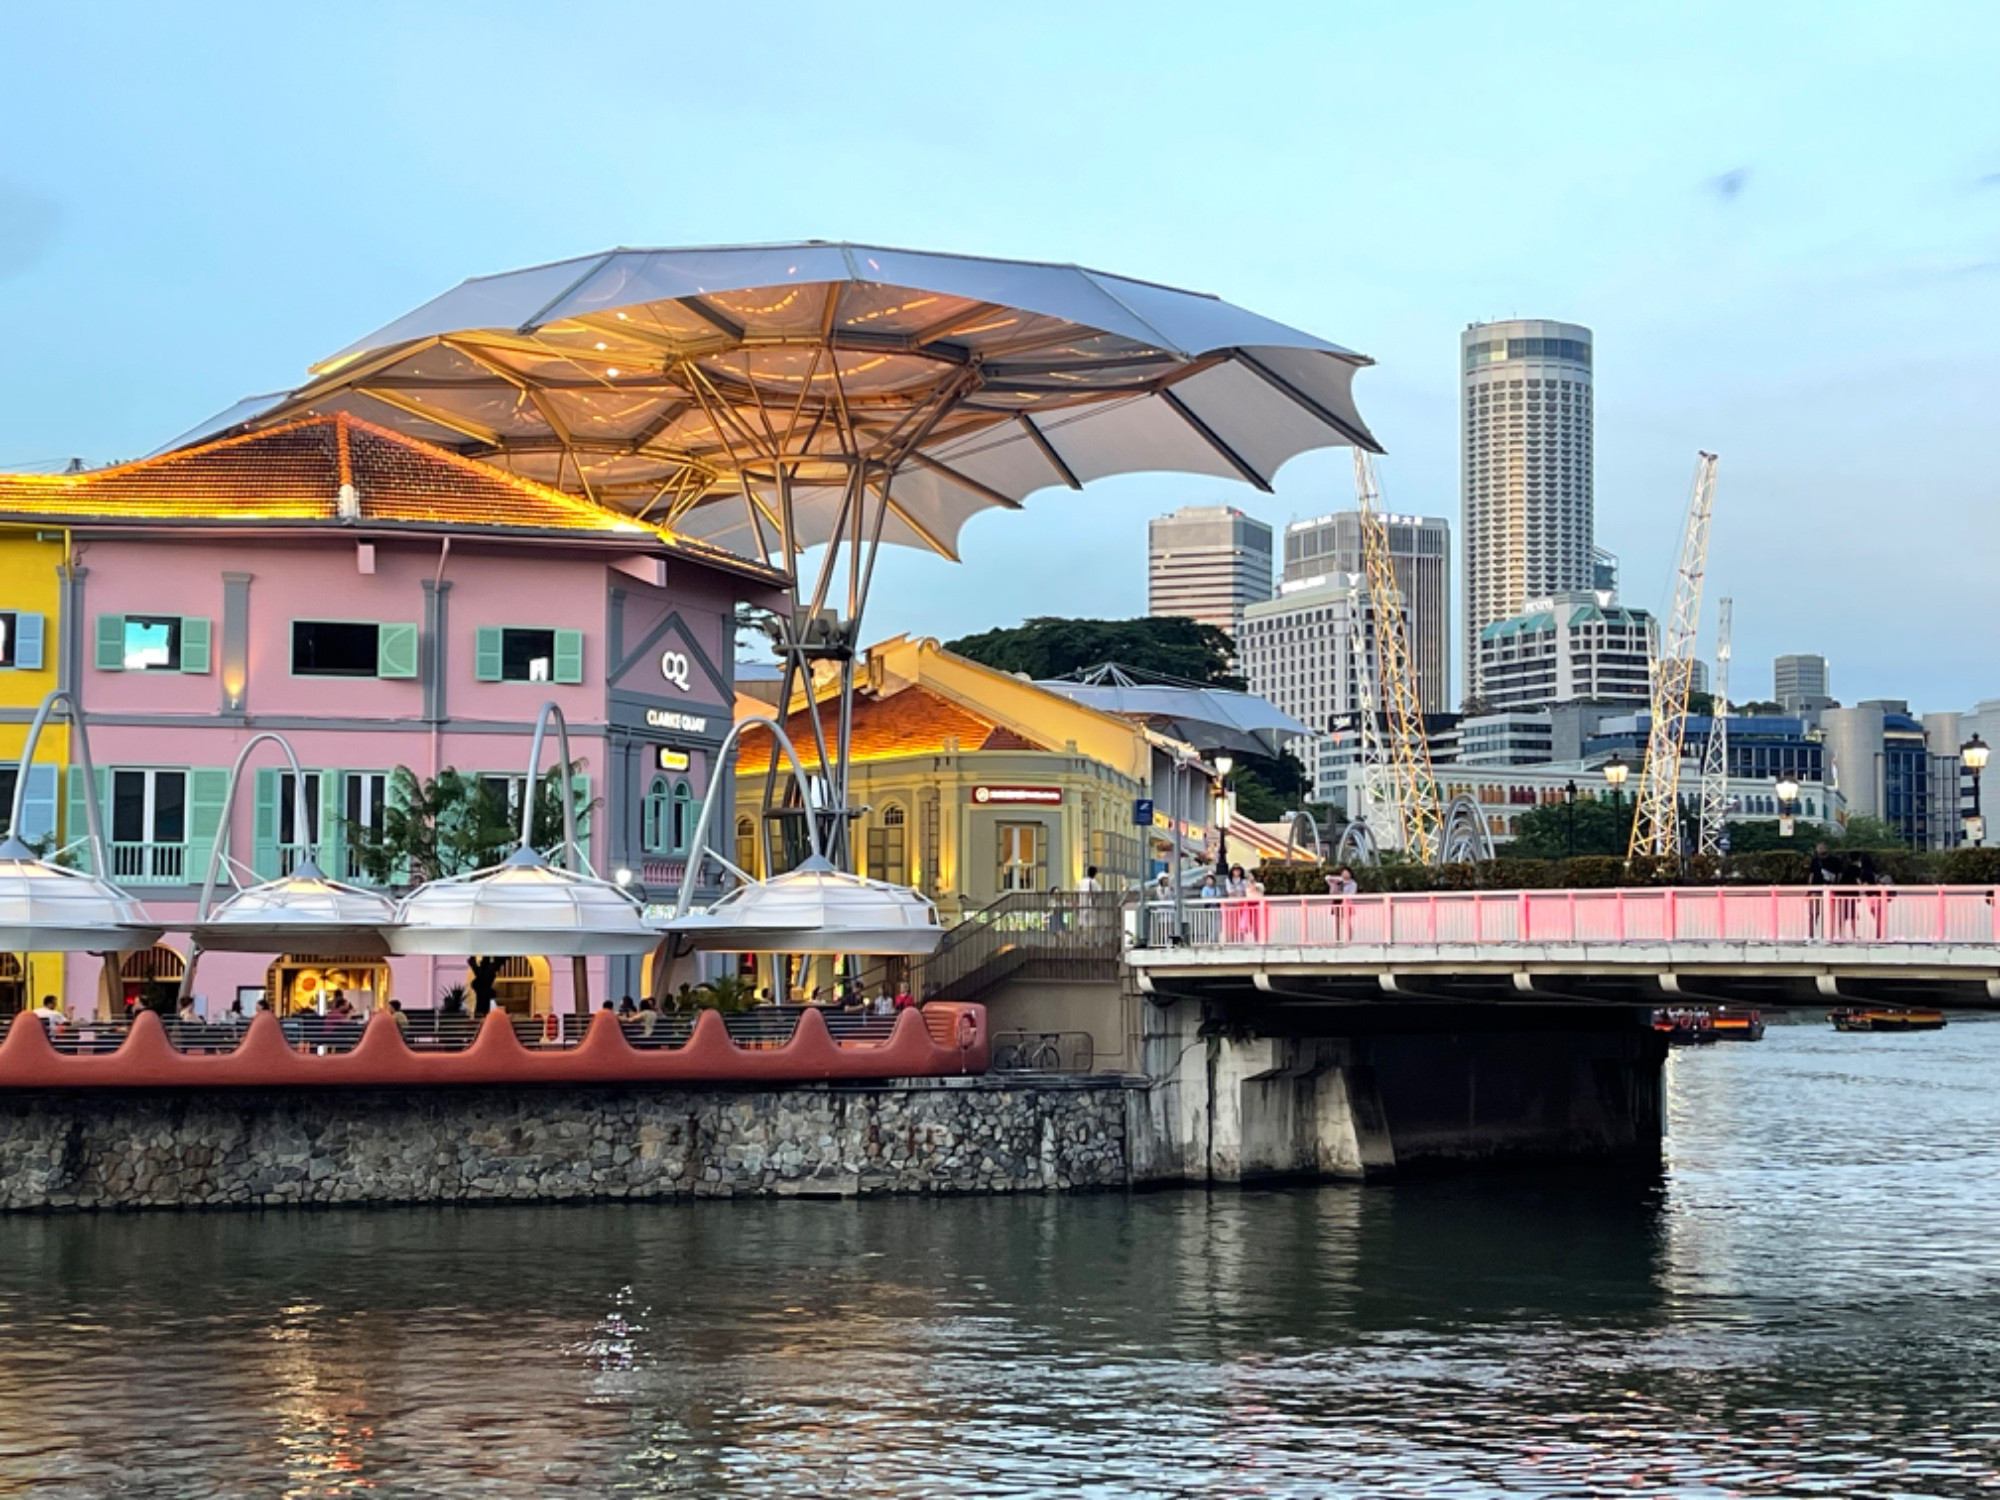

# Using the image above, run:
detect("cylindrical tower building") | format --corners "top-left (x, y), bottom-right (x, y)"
top-left (1460, 319), bottom-right (1594, 703)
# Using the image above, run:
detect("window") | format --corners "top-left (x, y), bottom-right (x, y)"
top-left (735, 815), bottom-right (757, 876)
top-left (996, 821), bottom-right (1044, 893)
top-left (344, 772), bottom-right (389, 880)
top-left (671, 781), bottom-right (694, 854)
top-left (276, 771), bottom-right (322, 869)
top-left (642, 776), bottom-right (671, 853)
top-left (869, 802), bottom-right (907, 885)
top-left (94, 614), bottom-right (208, 673)
top-left (475, 627), bottom-right (584, 684)
top-left (111, 769), bottom-right (186, 880)
top-left (291, 621), bottom-right (418, 678)
top-left (0, 611), bottom-right (44, 670)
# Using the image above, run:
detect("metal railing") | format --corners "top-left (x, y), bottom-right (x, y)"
top-left (32, 1006), bottom-right (923, 1057)
top-left (1137, 886), bottom-right (2000, 950)
top-left (989, 1029), bottom-right (1095, 1074)
top-left (109, 841), bottom-right (186, 884)
top-left (913, 890), bottom-right (1128, 1002)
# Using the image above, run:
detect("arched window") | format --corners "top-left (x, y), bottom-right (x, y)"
top-left (868, 802), bottom-right (907, 885)
top-left (735, 815), bottom-right (757, 877)
top-left (671, 780), bottom-right (694, 854)
top-left (642, 777), bottom-right (671, 854)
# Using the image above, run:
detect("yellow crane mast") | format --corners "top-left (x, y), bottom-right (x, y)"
top-left (1353, 450), bottom-right (1443, 861)
top-left (1630, 452), bottom-right (1720, 859)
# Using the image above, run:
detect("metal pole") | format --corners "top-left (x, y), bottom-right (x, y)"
top-left (1170, 759), bottom-right (1184, 939)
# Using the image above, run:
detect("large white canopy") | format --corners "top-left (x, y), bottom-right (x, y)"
top-left (171, 242), bottom-right (1380, 566)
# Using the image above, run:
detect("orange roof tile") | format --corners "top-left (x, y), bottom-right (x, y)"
top-left (0, 413), bottom-right (743, 556)
top-left (737, 685), bottom-right (1052, 775)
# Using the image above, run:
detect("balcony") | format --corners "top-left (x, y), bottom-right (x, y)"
top-left (109, 841), bottom-right (186, 885)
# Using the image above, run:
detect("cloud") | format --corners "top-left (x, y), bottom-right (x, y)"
top-left (0, 180), bottom-right (60, 279)
top-left (1707, 167), bottom-right (1751, 202)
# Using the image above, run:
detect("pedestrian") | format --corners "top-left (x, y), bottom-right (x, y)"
top-left (175, 995), bottom-right (198, 1025)
top-left (223, 998), bottom-right (247, 1028)
top-left (617, 995), bottom-right (637, 1017)
top-left (1335, 866), bottom-right (1359, 896)
top-left (1199, 870), bottom-right (1221, 900)
top-left (34, 995), bottom-right (65, 1032)
top-left (388, 998), bottom-right (410, 1035)
top-left (1227, 864), bottom-right (1250, 897)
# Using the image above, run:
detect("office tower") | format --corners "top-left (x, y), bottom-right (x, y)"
top-left (1774, 653), bottom-right (1832, 713)
top-left (1476, 592), bottom-right (1655, 712)
top-left (1237, 574), bottom-right (1380, 805)
top-left (1282, 510), bottom-right (1450, 713)
top-left (1147, 505), bottom-right (1272, 637)
top-left (1461, 319), bottom-right (1595, 701)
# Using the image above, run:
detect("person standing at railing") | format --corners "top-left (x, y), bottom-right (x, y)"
top-left (1808, 843), bottom-right (1839, 939)
top-left (34, 995), bottom-right (65, 1032)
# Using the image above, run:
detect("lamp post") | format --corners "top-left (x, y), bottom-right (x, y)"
top-left (1960, 733), bottom-right (1988, 847)
top-left (1563, 779), bottom-right (1577, 859)
top-left (1774, 773), bottom-right (1801, 839)
top-left (1602, 754), bottom-right (1629, 834)
top-left (1212, 755), bottom-right (1234, 876)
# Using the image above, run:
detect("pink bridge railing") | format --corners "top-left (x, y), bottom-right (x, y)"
top-left (1151, 887), bottom-right (2000, 949)
top-left (0, 1004), bottom-right (989, 1091)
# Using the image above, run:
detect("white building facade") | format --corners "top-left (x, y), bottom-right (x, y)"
top-left (1282, 509), bottom-right (1450, 714)
top-left (1476, 591), bottom-right (1654, 712)
top-left (1461, 319), bottom-right (1595, 702)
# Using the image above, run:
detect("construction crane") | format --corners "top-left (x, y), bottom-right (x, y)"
top-left (1352, 451), bottom-right (1443, 862)
top-left (1630, 452), bottom-right (1720, 860)
top-left (1697, 596), bottom-right (1732, 858)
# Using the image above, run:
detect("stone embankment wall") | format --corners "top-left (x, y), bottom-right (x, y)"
top-left (0, 1081), bottom-right (1136, 1212)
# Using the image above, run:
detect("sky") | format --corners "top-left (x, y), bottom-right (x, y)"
top-left (2, 1), bottom-right (1996, 710)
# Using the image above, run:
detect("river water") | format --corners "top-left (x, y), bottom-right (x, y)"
top-left (2, 1020), bottom-right (1998, 1497)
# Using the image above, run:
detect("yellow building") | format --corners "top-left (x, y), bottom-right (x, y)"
top-left (737, 636), bottom-right (1164, 919)
top-left (0, 525), bottom-right (70, 1014)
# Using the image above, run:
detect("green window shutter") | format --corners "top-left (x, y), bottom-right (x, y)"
top-left (252, 767), bottom-right (278, 880)
top-left (186, 768), bottom-right (230, 880)
top-left (95, 615), bottom-right (126, 672)
top-left (13, 613), bottom-right (44, 671)
top-left (553, 629), bottom-right (584, 684)
top-left (66, 768), bottom-right (108, 872)
top-left (318, 769), bottom-right (346, 871)
top-left (475, 626), bottom-right (503, 682)
top-left (377, 622), bottom-right (419, 679)
top-left (571, 771), bottom-right (592, 851)
top-left (179, 617), bottom-right (212, 674)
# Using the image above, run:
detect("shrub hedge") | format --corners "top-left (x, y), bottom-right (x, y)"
top-left (1261, 844), bottom-right (2000, 894)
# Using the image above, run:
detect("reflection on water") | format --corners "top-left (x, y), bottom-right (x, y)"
top-left (3, 1020), bottom-right (1999, 1495)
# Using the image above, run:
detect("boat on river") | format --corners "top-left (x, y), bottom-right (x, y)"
top-left (1709, 1007), bottom-right (1765, 1041)
top-left (1651, 1007), bottom-right (1716, 1045)
top-left (1829, 1005), bottom-right (1947, 1033)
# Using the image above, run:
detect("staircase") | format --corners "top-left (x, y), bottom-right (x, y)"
top-left (913, 891), bottom-right (1126, 1004)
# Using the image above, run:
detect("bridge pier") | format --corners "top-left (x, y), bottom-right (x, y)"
top-left (1131, 995), bottom-right (1666, 1182)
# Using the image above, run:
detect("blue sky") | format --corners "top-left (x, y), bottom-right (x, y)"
top-left (2, 1), bottom-right (1996, 708)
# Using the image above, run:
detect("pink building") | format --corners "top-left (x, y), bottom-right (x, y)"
top-left (0, 414), bottom-right (785, 1018)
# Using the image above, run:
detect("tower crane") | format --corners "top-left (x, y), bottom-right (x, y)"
top-left (1352, 451), bottom-right (1443, 861)
top-left (1697, 596), bottom-right (1732, 858)
top-left (1630, 452), bottom-right (1720, 860)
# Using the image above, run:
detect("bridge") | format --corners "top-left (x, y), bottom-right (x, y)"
top-left (1129, 885), bottom-right (2000, 1010)
top-left (1117, 885), bottom-right (2000, 1186)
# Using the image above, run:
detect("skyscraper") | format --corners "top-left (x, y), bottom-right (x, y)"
top-left (1774, 653), bottom-right (1832, 713)
top-left (1147, 505), bottom-right (1272, 637)
top-left (1461, 320), bottom-right (1595, 703)
top-left (1282, 510), bottom-right (1450, 713)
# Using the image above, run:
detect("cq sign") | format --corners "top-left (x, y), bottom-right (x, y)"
top-left (659, 650), bottom-right (692, 692)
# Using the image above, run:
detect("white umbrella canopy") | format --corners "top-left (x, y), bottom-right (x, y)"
top-left (186, 857), bottom-right (399, 955)
top-left (388, 847), bottom-right (658, 959)
top-left (0, 835), bottom-right (162, 953)
top-left (174, 242), bottom-right (1381, 564)
top-left (657, 855), bottom-right (943, 956)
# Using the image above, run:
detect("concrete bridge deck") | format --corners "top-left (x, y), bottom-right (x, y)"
top-left (1128, 886), bottom-right (2000, 1007)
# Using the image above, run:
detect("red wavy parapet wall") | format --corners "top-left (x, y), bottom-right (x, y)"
top-left (0, 1004), bottom-right (989, 1089)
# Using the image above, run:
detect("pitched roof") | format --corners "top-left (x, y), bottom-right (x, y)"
top-left (736, 684), bottom-right (1053, 775)
top-left (0, 414), bottom-right (763, 568)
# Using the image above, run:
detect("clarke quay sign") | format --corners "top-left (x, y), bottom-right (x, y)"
top-left (645, 709), bottom-right (708, 734)
top-left (972, 785), bottom-right (1062, 806)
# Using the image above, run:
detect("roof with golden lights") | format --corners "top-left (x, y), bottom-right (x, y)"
top-left (0, 414), bottom-right (781, 572)
top-left (736, 684), bottom-right (1055, 776)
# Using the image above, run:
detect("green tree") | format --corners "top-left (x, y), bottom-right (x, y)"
top-left (1507, 795), bottom-right (1635, 859)
top-left (346, 761), bottom-right (600, 886)
top-left (1826, 813), bottom-right (1910, 849)
top-left (945, 616), bottom-right (1243, 688)
top-left (1229, 751), bottom-right (1311, 822)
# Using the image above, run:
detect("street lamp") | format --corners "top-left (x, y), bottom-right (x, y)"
top-left (1774, 773), bottom-right (1801, 838)
top-left (1602, 754), bottom-right (1628, 813)
top-left (1960, 734), bottom-right (1988, 847)
top-left (1563, 779), bottom-right (1577, 859)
